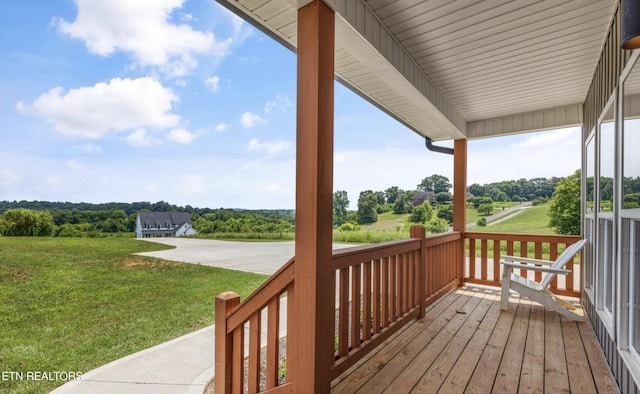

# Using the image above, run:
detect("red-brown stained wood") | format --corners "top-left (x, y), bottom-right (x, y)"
top-left (381, 256), bottom-right (389, 328)
top-left (266, 298), bottom-right (280, 389)
top-left (468, 238), bottom-right (476, 280)
top-left (294, 1), bottom-right (335, 392)
top-left (535, 241), bottom-right (543, 282)
top-left (390, 255), bottom-right (397, 320)
top-left (215, 292), bottom-right (240, 394)
top-left (339, 267), bottom-right (349, 357)
top-left (373, 259), bottom-right (381, 334)
top-left (480, 239), bottom-right (488, 280)
top-left (351, 264), bottom-right (362, 349)
top-left (363, 261), bottom-right (372, 341)
top-left (232, 326), bottom-right (244, 394)
top-left (248, 313), bottom-right (261, 393)
top-left (493, 239), bottom-right (501, 282)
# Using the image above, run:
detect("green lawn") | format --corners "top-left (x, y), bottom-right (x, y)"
top-left (0, 237), bottom-right (267, 394)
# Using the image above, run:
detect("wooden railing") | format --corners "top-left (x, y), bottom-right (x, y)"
top-left (330, 229), bottom-right (462, 379)
top-left (214, 227), bottom-right (463, 394)
top-left (464, 232), bottom-right (583, 297)
top-left (215, 258), bottom-right (296, 394)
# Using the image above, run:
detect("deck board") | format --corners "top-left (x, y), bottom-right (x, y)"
top-left (331, 286), bottom-right (619, 393)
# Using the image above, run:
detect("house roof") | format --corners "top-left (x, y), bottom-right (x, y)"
top-left (218, 0), bottom-right (618, 140)
top-left (137, 212), bottom-right (192, 228)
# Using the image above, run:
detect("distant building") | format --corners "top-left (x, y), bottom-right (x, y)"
top-left (135, 212), bottom-right (197, 238)
top-left (412, 191), bottom-right (438, 206)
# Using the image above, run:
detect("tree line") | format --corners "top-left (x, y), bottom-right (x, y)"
top-left (0, 201), bottom-right (295, 237)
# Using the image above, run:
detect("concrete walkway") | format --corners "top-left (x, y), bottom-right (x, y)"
top-left (52, 238), bottom-right (351, 393)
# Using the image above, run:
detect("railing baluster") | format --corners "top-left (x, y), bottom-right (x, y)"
top-left (550, 242), bottom-right (559, 290)
top-left (351, 264), bottom-right (361, 349)
top-left (381, 256), bottom-right (389, 328)
top-left (469, 238), bottom-right (476, 280)
top-left (232, 326), bottom-right (244, 394)
top-left (339, 267), bottom-right (349, 356)
top-left (363, 261), bottom-right (372, 341)
top-left (266, 297), bottom-right (279, 389)
top-left (481, 239), bottom-right (488, 281)
top-left (534, 241), bottom-right (543, 282)
top-left (493, 239), bottom-right (501, 282)
top-left (373, 259), bottom-right (381, 334)
top-left (390, 255), bottom-right (397, 319)
top-left (248, 313), bottom-right (261, 393)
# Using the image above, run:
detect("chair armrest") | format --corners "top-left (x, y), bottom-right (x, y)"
top-left (500, 255), bottom-right (554, 266)
top-left (499, 261), bottom-right (570, 275)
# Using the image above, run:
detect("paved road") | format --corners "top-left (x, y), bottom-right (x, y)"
top-left (466, 201), bottom-right (532, 228)
top-left (137, 237), bottom-right (353, 275)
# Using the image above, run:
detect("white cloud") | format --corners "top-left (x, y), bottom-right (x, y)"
top-left (247, 138), bottom-right (292, 155)
top-left (74, 142), bottom-right (102, 153)
top-left (166, 128), bottom-right (196, 144)
top-left (240, 112), bottom-right (267, 129)
top-left (182, 175), bottom-right (204, 194)
top-left (0, 169), bottom-right (22, 187)
top-left (26, 77), bottom-right (180, 139)
top-left (55, 0), bottom-right (230, 77)
top-left (205, 75), bottom-right (220, 93)
top-left (214, 122), bottom-right (230, 132)
top-left (264, 94), bottom-right (293, 114)
top-left (66, 159), bottom-right (84, 169)
top-left (126, 129), bottom-right (153, 146)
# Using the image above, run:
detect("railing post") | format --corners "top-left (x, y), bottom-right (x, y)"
top-left (410, 225), bottom-right (427, 318)
top-left (453, 138), bottom-right (467, 286)
top-left (215, 291), bottom-right (240, 394)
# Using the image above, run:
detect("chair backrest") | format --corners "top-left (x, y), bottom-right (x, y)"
top-left (540, 239), bottom-right (587, 289)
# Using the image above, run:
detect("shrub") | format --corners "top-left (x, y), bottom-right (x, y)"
top-left (338, 222), bottom-right (360, 232)
top-left (477, 218), bottom-right (487, 226)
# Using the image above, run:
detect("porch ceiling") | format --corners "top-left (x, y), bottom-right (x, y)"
top-left (218, 0), bottom-right (617, 140)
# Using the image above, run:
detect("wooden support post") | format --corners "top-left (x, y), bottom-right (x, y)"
top-left (295, 1), bottom-right (335, 393)
top-left (410, 225), bottom-right (427, 318)
top-left (453, 138), bottom-right (467, 286)
top-left (214, 291), bottom-right (240, 394)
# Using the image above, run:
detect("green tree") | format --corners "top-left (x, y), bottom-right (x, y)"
top-left (356, 190), bottom-right (378, 224)
top-left (333, 190), bottom-right (349, 226)
top-left (417, 174), bottom-right (452, 194)
top-left (437, 204), bottom-right (453, 223)
top-left (436, 191), bottom-right (452, 203)
top-left (426, 217), bottom-right (449, 233)
top-left (408, 203), bottom-right (433, 224)
top-left (478, 203), bottom-right (494, 216)
top-left (384, 186), bottom-right (402, 204)
top-left (0, 208), bottom-right (55, 236)
top-left (548, 170), bottom-right (581, 235)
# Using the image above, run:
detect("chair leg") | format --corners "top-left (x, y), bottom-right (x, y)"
top-left (546, 289), bottom-right (577, 310)
top-left (500, 267), bottom-right (512, 311)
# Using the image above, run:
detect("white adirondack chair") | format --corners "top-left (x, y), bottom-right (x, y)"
top-left (500, 239), bottom-right (587, 321)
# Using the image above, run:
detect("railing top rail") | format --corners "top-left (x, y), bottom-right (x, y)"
top-left (423, 231), bottom-right (462, 247)
top-left (225, 256), bottom-right (295, 331)
top-left (464, 232), bottom-right (581, 243)
top-left (332, 238), bottom-right (421, 269)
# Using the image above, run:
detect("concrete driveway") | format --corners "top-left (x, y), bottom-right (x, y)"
top-left (137, 237), bottom-right (352, 275)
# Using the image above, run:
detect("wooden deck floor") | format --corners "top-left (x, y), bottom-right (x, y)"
top-left (331, 285), bottom-right (619, 394)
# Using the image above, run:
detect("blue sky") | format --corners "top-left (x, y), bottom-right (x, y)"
top-left (0, 0), bottom-right (581, 209)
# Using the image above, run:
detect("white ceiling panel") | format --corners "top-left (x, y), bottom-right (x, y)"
top-left (217, 0), bottom-right (618, 140)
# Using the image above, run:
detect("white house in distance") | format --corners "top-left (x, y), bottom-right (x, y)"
top-left (135, 212), bottom-right (197, 238)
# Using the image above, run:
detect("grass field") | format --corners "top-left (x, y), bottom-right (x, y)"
top-left (468, 204), bottom-right (554, 234)
top-left (0, 237), bottom-right (267, 394)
